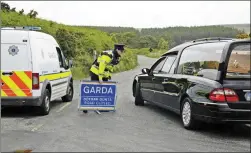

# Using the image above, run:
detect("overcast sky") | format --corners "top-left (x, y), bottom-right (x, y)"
top-left (4, 1), bottom-right (250, 28)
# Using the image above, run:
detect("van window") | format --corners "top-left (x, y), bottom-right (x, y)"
top-left (56, 47), bottom-right (64, 68)
top-left (177, 42), bottom-right (227, 80)
top-left (226, 43), bottom-right (250, 79)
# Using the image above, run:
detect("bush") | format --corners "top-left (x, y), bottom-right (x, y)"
top-left (113, 49), bottom-right (138, 72)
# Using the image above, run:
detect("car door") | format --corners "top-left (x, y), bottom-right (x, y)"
top-left (153, 54), bottom-right (179, 109)
top-left (140, 57), bottom-right (166, 102)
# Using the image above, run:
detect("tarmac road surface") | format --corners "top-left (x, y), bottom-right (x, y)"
top-left (1, 55), bottom-right (250, 152)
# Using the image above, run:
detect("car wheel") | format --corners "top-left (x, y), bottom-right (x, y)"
top-left (62, 82), bottom-right (74, 102)
top-left (134, 82), bottom-right (144, 106)
top-left (181, 97), bottom-right (199, 130)
top-left (38, 89), bottom-right (50, 115)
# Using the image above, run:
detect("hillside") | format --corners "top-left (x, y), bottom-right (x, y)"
top-left (221, 24), bottom-right (250, 33)
top-left (0, 10), bottom-right (138, 79)
top-left (84, 25), bottom-right (242, 49)
top-left (75, 25), bottom-right (140, 34)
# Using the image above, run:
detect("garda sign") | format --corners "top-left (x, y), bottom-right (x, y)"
top-left (79, 81), bottom-right (117, 111)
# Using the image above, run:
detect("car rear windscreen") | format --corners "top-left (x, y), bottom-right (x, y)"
top-left (226, 43), bottom-right (250, 79)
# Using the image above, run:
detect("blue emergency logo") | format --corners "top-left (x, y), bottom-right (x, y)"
top-left (244, 92), bottom-right (251, 101)
top-left (8, 45), bottom-right (19, 56)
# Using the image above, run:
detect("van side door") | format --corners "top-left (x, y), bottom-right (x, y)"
top-left (54, 47), bottom-right (69, 99)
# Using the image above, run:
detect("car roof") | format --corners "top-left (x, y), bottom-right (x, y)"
top-left (161, 37), bottom-right (250, 57)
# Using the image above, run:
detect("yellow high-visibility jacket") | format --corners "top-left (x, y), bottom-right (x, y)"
top-left (90, 50), bottom-right (116, 81)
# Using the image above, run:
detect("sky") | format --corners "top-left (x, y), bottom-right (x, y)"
top-left (3, 1), bottom-right (250, 28)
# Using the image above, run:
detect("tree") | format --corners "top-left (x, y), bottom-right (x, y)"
top-left (19, 9), bottom-right (24, 15)
top-left (32, 11), bottom-right (38, 18)
top-left (27, 10), bottom-right (34, 18)
top-left (157, 38), bottom-right (168, 50)
top-left (10, 7), bottom-right (16, 12)
top-left (27, 9), bottom-right (38, 18)
top-left (1, 2), bottom-right (10, 11)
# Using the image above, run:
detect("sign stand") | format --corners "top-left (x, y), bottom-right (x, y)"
top-left (78, 80), bottom-right (117, 114)
top-left (95, 110), bottom-right (101, 115)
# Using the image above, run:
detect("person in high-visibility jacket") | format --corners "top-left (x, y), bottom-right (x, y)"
top-left (83, 44), bottom-right (125, 113)
top-left (89, 44), bottom-right (125, 84)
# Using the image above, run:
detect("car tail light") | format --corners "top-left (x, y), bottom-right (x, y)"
top-left (32, 73), bottom-right (40, 90)
top-left (224, 88), bottom-right (239, 102)
top-left (209, 88), bottom-right (239, 102)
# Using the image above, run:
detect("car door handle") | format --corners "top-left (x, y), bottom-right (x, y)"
top-left (2, 72), bottom-right (13, 76)
top-left (164, 78), bottom-right (168, 82)
top-left (178, 84), bottom-right (184, 89)
top-left (152, 78), bottom-right (155, 81)
top-left (162, 78), bottom-right (169, 84)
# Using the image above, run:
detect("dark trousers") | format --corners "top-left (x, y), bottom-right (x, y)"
top-left (90, 71), bottom-right (109, 81)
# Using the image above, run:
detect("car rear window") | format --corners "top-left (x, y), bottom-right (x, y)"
top-left (226, 43), bottom-right (250, 79)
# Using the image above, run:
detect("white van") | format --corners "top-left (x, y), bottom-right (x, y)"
top-left (1, 27), bottom-right (74, 115)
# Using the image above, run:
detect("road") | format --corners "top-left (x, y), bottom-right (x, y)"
top-left (1, 55), bottom-right (250, 152)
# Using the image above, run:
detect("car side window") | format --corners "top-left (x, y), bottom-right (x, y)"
top-left (56, 47), bottom-right (66, 68)
top-left (177, 42), bottom-right (226, 80)
top-left (150, 57), bottom-right (166, 74)
top-left (160, 55), bottom-right (176, 73)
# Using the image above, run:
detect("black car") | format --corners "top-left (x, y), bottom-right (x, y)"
top-left (132, 38), bottom-right (251, 130)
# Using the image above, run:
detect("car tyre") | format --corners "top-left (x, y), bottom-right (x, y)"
top-left (181, 97), bottom-right (200, 130)
top-left (38, 89), bottom-right (51, 115)
top-left (134, 82), bottom-right (144, 106)
top-left (62, 82), bottom-right (74, 102)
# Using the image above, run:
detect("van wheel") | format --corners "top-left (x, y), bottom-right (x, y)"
top-left (134, 82), bottom-right (144, 106)
top-left (62, 82), bottom-right (74, 102)
top-left (39, 89), bottom-right (50, 115)
top-left (181, 97), bottom-right (200, 130)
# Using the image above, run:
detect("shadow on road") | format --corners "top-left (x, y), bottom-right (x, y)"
top-left (144, 102), bottom-right (250, 140)
top-left (197, 123), bottom-right (250, 140)
top-left (1, 100), bottom-right (64, 118)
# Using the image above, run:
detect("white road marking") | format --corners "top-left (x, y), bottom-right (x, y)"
top-left (56, 102), bottom-right (71, 113)
top-left (31, 124), bottom-right (43, 132)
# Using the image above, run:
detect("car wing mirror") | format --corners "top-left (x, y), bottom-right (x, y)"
top-left (142, 68), bottom-right (150, 74)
